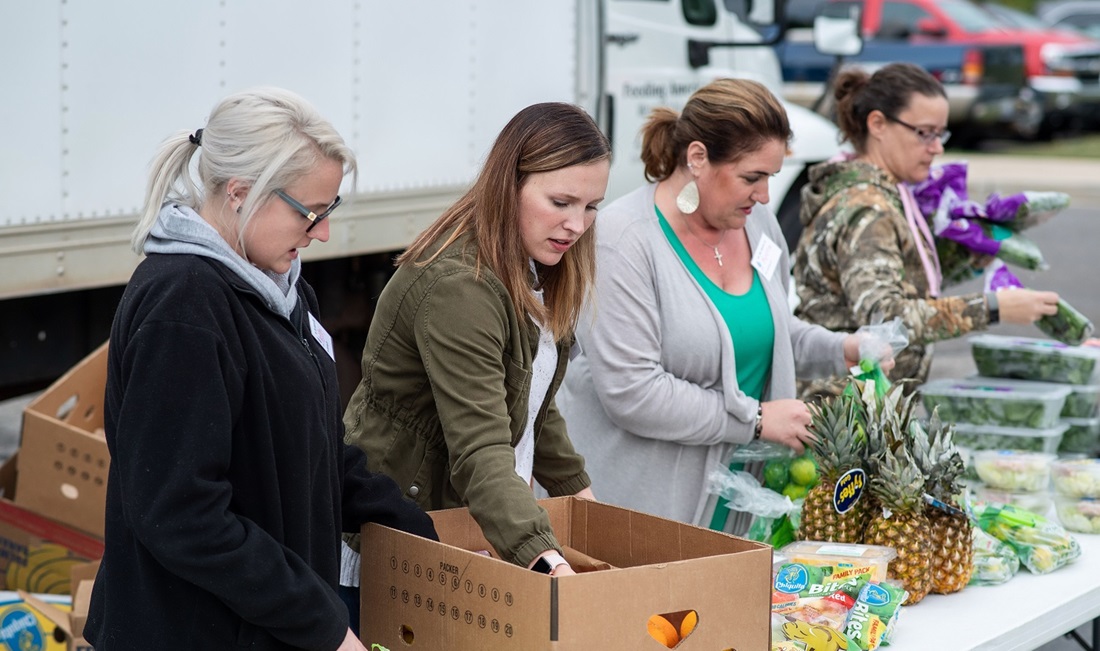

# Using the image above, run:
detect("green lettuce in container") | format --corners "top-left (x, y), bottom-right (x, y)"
top-left (970, 334), bottom-right (1100, 385)
top-left (919, 377), bottom-right (1071, 429)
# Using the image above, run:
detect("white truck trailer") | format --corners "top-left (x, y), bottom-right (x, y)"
top-left (0, 0), bottom-right (839, 397)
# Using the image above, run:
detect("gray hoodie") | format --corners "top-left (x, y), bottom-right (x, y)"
top-left (144, 203), bottom-right (300, 319)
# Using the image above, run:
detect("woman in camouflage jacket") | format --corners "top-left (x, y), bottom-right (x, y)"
top-left (793, 63), bottom-right (1060, 397)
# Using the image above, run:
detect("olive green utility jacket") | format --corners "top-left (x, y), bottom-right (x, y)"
top-left (343, 232), bottom-right (590, 568)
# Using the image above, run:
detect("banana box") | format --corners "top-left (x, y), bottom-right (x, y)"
top-left (0, 456), bottom-right (103, 596)
top-left (0, 592), bottom-right (71, 651)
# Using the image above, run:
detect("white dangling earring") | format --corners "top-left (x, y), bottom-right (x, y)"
top-left (676, 179), bottom-right (699, 214)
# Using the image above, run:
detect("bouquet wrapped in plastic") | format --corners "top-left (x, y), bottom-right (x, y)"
top-left (912, 162), bottom-right (1069, 272)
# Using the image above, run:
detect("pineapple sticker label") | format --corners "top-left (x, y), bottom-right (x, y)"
top-left (833, 468), bottom-right (866, 514)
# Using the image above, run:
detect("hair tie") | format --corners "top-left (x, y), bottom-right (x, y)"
top-left (188, 128), bottom-right (203, 146)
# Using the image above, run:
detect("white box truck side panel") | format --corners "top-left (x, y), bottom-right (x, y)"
top-left (1, 3), bottom-right (63, 227)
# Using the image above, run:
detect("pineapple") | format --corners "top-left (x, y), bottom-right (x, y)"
top-left (797, 394), bottom-right (868, 543)
top-left (864, 443), bottom-right (932, 604)
top-left (920, 409), bottom-right (974, 594)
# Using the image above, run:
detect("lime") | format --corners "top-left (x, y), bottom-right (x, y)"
top-left (789, 457), bottom-right (819, 487)
top-left (763, 459), bottom-right (790, 492)
top-left (782, 483), bottom-right (809, 500)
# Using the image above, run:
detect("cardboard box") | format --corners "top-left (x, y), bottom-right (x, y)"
top-left (19, 342), bottom-right (110, 537)
top-left (360, 496), bottom-right (771, 650)
top-left (0, 455), bottom-right (104, 595)
top-left (21, 560), bottom-right (99, 651)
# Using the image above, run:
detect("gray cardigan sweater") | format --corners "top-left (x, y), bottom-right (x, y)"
top-left (557, 183), bottom-right (848, 530)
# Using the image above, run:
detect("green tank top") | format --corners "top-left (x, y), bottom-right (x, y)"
top-left (657, 207), bottom-right (774, 401)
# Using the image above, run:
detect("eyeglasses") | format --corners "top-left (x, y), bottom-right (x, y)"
top-left (885, 115), bottom-right (951, 146)
top-left (274, 190), bottom-right (341, 232)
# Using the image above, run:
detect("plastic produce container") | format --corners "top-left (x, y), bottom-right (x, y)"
top-left (953, 421), bottom-right (1068, 455)
top-left (971, 484), bottom-right (1053, 516)
top-left (919, 377), bottom-right (1071, 429)
top-left (970, 334), bottom-right (1100, 385)
top-left (1051, 458), bottom-right (1100, 498)
top-left (1057, 417), bottom-right (1100, 455)
top-left (1054, 496), bottom-right (1100, 534)
top-left (972, 450), bottom-right (1057, 491)
top-left (777, 541), bottom-right (896, 583)
top-left (1062, 384), bottom-right (1100, 418)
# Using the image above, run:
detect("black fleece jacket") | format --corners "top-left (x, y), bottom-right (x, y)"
top-left (85, 254), bottom-right (437, 651)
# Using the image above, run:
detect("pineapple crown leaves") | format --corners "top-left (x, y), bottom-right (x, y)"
top-left (922, 407), bottom-right (967, 499)
top-left (806, 393), bottom-right (866, 479)
top-left (868, 443), bottom-right (927, 514)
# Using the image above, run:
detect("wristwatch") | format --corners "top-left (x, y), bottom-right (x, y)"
top-left (985, 291), bottom-right (1000, 325)
top-left (531, 552), bottom-right (568, 575)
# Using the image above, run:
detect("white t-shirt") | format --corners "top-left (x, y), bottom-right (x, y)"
top-left (515, 286), bottom-right (557, 484)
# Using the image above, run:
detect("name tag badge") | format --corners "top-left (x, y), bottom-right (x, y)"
top-left (751, 234), bottom-right (782, 280)
top-left (307, 312), bottom-right (336, 361)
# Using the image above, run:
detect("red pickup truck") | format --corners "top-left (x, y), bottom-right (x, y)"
top-left (823, 0), bottom-right (1100, 138)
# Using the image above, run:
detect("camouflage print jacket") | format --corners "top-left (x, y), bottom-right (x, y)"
top-left (792, 159), bottom-right (990, 395)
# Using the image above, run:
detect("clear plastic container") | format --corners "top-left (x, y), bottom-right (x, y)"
top-left (920, 377), bottom-right (1071, 429)
top-left (777, 541), bottom-right (897, 583)
top-left (1062, 384), bottom-right (1100, 418)
top-left (1058, 417), bottom-right (1100, 456)
top-left (971, 484), bottom-right (1053, 516)
top-left (970, 334), bottom-right (1100, 385)
top-left (1054, 496), bottom-right (1100, 534)
top-left (972, 449), bottom-right (1057, 491)
top-left (1051, 457), bottom-right (1100, 498)
top-left (954, 421), bottom-right (1068, 455)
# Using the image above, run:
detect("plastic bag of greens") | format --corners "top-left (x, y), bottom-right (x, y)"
top-left (968, 526), bottom-right (1020, 586)
top-left (975, 502), bottom-right (1081, 574)
top-left (842, 317), bottom-right (910, 399)
top-left (710, 464), bottom-right (800, 547)
top-left (985, 260), bottom-right (1095, 346)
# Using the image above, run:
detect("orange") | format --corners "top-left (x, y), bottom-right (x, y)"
top-left (646, 614), bottom-right (680, 648)
top-left (680, 610), bottom-right (698, 639)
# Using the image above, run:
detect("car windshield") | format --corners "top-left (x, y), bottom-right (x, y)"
top-left (986, 3), bottom-right (1047, 29)
top-left (939, 0), bottom-right (1004, 32)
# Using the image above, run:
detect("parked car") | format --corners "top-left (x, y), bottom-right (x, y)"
top-left (1040, 0), bottom-right (1100, 39)
top-left (983, 1), bottom-right (1100, 133)
top-left (778, 0), bottom-right (1035, 148)
top-left (818, 0), bottom-right (1100, 139)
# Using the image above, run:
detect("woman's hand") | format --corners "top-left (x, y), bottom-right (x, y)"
top-left (574, 487), bottom-right (596, 501)
top-left (760, 399), bottom-right (815, 455)
top-left (842, 334), bottom-right (896, 374)
top-left (997, 289), bottom-right (1060, 325)
top-left (336, 628), bottom-right (368, 651)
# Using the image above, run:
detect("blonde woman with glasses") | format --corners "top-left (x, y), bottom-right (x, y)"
top-left (86, 87), bottom-right (436, 651)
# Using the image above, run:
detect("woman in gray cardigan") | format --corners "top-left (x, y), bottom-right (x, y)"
top-left (557, 79), bottom-right (864, 532)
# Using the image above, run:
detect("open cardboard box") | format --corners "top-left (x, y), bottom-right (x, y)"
top-left (21, 560), bottom-right (98, 651)
top-left (0, 454), bottom-right (103, 596)
top-left (19, 342), bottom-right (110, 537)
top-left (360, 496), bottom-right (771, 650)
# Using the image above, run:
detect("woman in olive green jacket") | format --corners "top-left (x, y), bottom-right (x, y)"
top-left (344, 102), bottom-right (608, 577)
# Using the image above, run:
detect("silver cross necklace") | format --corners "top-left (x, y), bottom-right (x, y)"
top-left (682, 214), bottom-right (728, 267)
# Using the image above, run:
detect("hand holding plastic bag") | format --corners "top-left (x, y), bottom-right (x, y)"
top-left (845, 317), bottom-right (909, 398)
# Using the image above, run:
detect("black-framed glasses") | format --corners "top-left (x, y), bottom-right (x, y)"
top-left (275, 189), bottom-right (341, 232)
top-left (885, 114), bottom-right (951, 146)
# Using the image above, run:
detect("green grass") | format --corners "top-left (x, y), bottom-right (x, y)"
top-left (979, 134), bottom-right (1100, 158)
